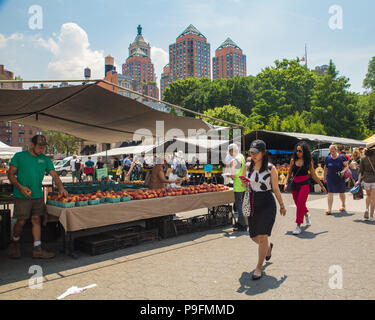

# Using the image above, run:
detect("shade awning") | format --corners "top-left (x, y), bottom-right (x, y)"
top-left (364, 134), bottom-right (375, 144)
top-left (0, 83), bottom-right (210, 143)
top-left (244, 130), bottom-right (367, 150)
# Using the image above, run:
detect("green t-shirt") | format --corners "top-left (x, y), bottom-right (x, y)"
top-left (233, 154), bottom-right (246, 192)
top-left (85, 160), bottom-right (94, 167)
top-left (9, 151), bottom-right (55, 199)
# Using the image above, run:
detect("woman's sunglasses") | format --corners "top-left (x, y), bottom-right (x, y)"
top-left (296, 149), bottom-right (303, 153)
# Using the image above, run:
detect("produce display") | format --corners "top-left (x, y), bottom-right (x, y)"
top-left (0, 183), bottom-right (13, 201)
top-left (127, 184), bottom-right (230, 200)
top-left (47, 190), bottom-right (132, 207)
top-left (121, 180), bottom-right (144, 185)
top-left (0, 168), bottom-right (7, 178)
top-left (59, 181), bottom-right (146, 195)
top-left (47, 183), bottom-right (230, 207)
top-left (275, 165), bottom-right (290, 174)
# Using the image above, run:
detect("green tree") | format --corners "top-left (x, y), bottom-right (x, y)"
top-left (201, 105), bottom-right (249, 129)
top-left (252, 59), bottom-right (316, 121)
top-left (358, 91), bottom-right (375, 133)
top-left (264, 112), bottom-right (325, 134)
top-left (169, 106), bottom-right (178, 115)
top-left (163, 76), bottom-right (256, 116)
top-left (363, 56), bottom-right (375, 92)
top-left (310, 60), bottom-right (366, 139)
top-left (43, 130), bottom-right (82, 155)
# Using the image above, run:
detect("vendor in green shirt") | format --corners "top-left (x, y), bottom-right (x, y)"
top-left (227, 143), bottom-right (247, 232)
top-left (7, 135), bottom-right (68, 259)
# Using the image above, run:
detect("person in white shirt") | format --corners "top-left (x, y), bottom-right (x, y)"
top-left (70, 155), bottom-right (81, 183)
top-left (169, 151), bottom-right (189, 188)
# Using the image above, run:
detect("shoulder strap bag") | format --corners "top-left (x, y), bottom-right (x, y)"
top-left (286, 164), bottom-right (303, 192)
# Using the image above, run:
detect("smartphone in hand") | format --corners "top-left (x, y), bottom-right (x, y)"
top-left (239, 176), bottom-right (250, 183)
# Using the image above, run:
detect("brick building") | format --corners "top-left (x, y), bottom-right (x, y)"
top-left (122, 25), bottom-right (159, 100)
top-left (160, 64), bottom-right (171, 99)
top-left (0, 65), bottom-right (42, 149)
top-left (169, 24), bottom-right (211, 81)
top-left (160, 24), bottom-right (211, 98)
top-left (212, 38), bottom-right (246, 79)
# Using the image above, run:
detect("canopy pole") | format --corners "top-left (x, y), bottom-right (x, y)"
top-left (105, 144), bottom-right (108, 167)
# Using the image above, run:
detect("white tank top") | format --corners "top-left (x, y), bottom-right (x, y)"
top-left (247, 163), bottom-right (273, 192)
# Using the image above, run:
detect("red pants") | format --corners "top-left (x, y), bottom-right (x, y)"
top-left (292, 175), bottom-right (310, 224)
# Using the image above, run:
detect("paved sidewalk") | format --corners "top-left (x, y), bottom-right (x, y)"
top-left (0, 193), bottom-right (374, 300)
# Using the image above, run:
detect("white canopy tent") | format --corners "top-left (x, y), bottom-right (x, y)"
top-left (0, 142), bottom-right (22, 159)
top-left (91, 145), bottom-right (155, 158)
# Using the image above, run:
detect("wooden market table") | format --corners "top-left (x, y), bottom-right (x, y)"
top-left (47, 189), bottom-right (234, 257)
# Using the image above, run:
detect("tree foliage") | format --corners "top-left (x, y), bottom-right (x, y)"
top-left (43, 130), bottom-right (82, 155)
top-left (163, 58), bottom-right (371, 139)
top-left (363, 56), bottom-right (375, 92)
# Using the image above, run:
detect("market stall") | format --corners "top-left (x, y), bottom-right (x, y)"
top-left (46, 186), bottom-right (233, 257)
top-left (244, 130), bottom-right (367, 191)
top-left (0, 82), bottom-right (237, 256)
top-left (47, 189), bottom-right (233, 233)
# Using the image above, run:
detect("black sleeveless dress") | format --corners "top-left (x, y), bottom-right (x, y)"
top-left (246, 164), bottom-right (277, 238)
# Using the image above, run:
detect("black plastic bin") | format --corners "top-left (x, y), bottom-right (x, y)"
top-left (0, 210), bottom-right (11, 249)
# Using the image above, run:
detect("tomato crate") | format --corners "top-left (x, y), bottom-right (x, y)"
top-left (74, 233), bottom-right (116, 256)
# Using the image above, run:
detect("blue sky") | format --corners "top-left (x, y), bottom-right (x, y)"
top-left (0, 0), bottom-right (374, 93)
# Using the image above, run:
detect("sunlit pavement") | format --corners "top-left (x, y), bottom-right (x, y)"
top-left (0, 192), bottom-right (374, 300)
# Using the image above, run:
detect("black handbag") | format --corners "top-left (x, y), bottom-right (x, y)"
top-left (353, 185), bottom-right (363, 200)
top-left (286, 165), bottom-right (303, 192)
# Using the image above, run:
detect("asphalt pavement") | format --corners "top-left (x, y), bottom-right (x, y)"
top-left (0, 192), bottom-right (374, 300)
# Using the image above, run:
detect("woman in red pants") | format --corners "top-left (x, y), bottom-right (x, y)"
top-left (284, 142), bottom-right (327, 234)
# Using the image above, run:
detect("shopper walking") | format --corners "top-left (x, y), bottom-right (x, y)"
top-left (70, 154), bottom-right (81, 183)
top-left (84, 156), bottom-right (95, 182)
top-left (122, 154), bottom-right (132, 181)
top-left (348, 149), bottom-right (361, 187)
top-left (96, 156), bottom-right (104, 169)
top-left (284, 142), bottom-right (327, 234)
top-left (7, 135), bottom-right (68, 259)
top-left (323, 145), bottom-right (349, 214)
top-left (242, 140), bottom-right (286, 280)
top-left (356, 142), bottom-right (375, 220)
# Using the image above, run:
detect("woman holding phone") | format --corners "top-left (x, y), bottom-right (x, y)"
top-left (241, 140), bottom-right (286, 280)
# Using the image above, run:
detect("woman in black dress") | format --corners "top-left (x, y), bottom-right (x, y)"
top-left (242, 140), bottom-right (287, 280)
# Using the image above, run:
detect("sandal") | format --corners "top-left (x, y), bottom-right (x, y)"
top-left (339, 207), bottom-right (346, 212)
top-left (252, 271), bottom-right (263, 280)
top-left (325, 210), bottom-right (331, 215)
top-left (265, 243), bottom-right (273, 261)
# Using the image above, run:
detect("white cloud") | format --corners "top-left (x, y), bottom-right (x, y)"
top-left (36, 23), bottom-right (105, 80)
top-left (151, 46), bottom-right (169, 83)
top-left (0, 34), bottom-right (6, 48)
top-left (0, 32), bottom-right (24, 48)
